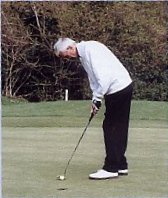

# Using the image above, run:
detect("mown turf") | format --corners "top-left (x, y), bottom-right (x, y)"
top-left (2, 127), bottom-right (168, 198)
top-left (2, 99), bottom-right (168, 198)
top-left (2, 100), bottom-right (168, 128)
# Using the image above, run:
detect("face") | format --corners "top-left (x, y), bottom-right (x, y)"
top-left (58, 46), bottom-right (78, 59)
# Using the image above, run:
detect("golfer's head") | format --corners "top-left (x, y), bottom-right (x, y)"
top-left (54, 38), bottom-right (77, 58)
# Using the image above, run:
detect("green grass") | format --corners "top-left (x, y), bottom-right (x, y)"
top-left (2, 127), bottom-right (168, 198)
top-left (2, 100), bottom-right (168, 128)
top-left (2, 99), bottom-right (168, 198)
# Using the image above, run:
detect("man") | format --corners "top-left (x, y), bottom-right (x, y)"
top-left (54, 38), bottom-right (133, 180)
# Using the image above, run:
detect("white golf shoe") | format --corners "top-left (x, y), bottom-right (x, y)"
top-left (118, 169), bottom-right (128, 175)
top-left (89, 169), bottom-right (118, 180)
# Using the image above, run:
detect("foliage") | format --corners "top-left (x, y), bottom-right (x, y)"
top-left (1, 1), bottom-right (168, 101)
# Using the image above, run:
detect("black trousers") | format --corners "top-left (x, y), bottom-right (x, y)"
top-left (103, 83), bottom-right (133, 172)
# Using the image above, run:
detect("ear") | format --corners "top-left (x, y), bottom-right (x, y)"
top-left (68, 44), bottom-right (77, 57)
top-left (68, 45), bottom-right (75, 51)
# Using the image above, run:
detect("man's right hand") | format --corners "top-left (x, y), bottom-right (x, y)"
top-left (91, 100), bottom-right (101, 115)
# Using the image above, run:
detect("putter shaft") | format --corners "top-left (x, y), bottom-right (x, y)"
top-left (63, 113), bottom-right (94, 176)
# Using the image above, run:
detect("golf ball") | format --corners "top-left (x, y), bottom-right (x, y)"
top-left (58, 175), bottom-right (65, 180)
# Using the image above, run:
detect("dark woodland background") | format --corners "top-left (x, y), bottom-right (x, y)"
top-left (1, 1), bottom-right (168, 102)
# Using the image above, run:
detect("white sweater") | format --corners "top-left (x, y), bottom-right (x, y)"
top-left (76, 41), bottom-right (132, 101)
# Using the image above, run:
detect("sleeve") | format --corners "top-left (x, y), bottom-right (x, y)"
top-left (86, 47), bottom-right (111, 102)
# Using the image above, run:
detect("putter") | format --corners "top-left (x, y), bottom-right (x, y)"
top-left (57, 112), bottom-right (94, 181)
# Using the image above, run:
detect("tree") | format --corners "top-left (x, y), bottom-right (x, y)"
top-left (2, 4), bottom-right (32, 97)
top-left (1, 1), bottom-right (168, 101)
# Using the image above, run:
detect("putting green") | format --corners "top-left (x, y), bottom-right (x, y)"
top-left (2, 126), bottom-right (168, 198)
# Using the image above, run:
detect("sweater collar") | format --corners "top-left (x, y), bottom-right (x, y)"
top-left (76, 41), bottom-right (86, 58)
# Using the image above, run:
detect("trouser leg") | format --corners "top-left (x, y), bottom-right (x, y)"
top-left (103, 84), bottom-right (133, 172)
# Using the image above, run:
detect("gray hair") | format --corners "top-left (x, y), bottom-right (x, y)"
top-left (54, 38), bottom-right (76, 56)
